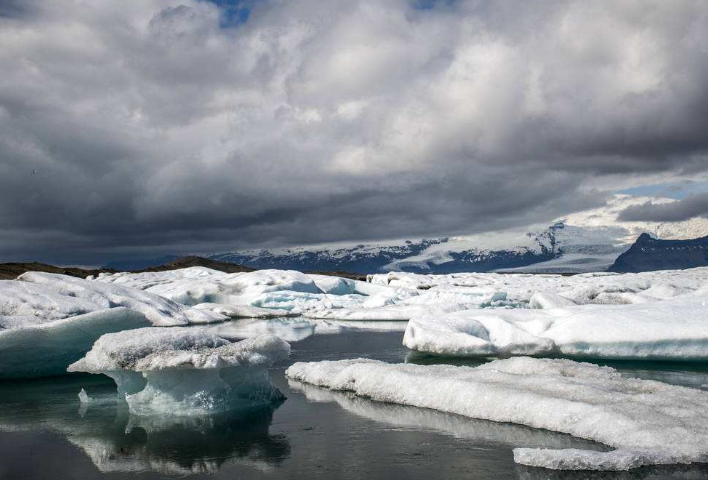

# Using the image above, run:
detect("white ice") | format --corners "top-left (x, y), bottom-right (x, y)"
top-left (69, 328), bottom-right (290, 415)
top-left (285, 357), bottom-right (708, 471)
top-left (3, 272), bottom-right (226, 327)
top-left (404, 297), bottom-right (708, 360)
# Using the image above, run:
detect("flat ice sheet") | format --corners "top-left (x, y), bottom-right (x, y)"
top-left (403, 297), bottom-right (708, 360)
top-left (286, 357), bottom-right (708, 471)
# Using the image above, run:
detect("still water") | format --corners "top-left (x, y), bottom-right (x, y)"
top-left (1, 320), bottom-right (707, 480)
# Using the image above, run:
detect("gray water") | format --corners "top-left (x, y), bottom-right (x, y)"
top-left (1, 321), bottom-right (708, 480)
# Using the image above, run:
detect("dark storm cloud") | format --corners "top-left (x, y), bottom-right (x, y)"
top-left (0, 0), bottom-right (35, 18)
top-left (618, 193), bottom-right (708, 223)
top-left (1, 0), bottom-right (708, 264)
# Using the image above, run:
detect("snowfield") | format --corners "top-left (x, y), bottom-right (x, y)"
top-left (286, 357), bottom-right (708, 471)
top-left (69, 329), bottom-right (289, 415)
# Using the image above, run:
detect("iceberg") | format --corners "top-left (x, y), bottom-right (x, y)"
top-left (0, 273), bottom-right (228, 378)
top-left (96, 268), bottom-right (321, 306)
top-left (305, 303), bottom-right (469, 321)
top-left (7, 272), bottom-right (226, 326)
top-left (370, 268), bottom-right (708, 306)
top-left (69, 328), bottom-right (290, 415)
top-left (403, 298), bottom-right (708, 360)
top-left (191, 302), bottom-right (295, 319)
top-left (0, 307), bottom-right (151, 379)
top-left (285, 357), bottom-right (708, 471)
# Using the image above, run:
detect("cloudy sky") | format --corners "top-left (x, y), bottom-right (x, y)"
top-left (1, 0), bottom-right (707, 265)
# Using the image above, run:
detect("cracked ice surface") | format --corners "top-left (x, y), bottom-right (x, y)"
top-left (69, 328), bottom-right (290, 415)
top-left (286, 357), bottom-right (708, 471)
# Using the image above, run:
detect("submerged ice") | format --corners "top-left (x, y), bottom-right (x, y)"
top-left (286, 357), bottom-right (708, 471)
top-left (69, 328), bottom-right (290, 415)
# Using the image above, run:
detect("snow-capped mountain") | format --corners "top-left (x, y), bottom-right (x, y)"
top-left (209, 195), bottom-right (708, 274)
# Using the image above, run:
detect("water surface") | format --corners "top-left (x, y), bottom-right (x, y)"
top-left (1, 320), bottom-right (707, 480)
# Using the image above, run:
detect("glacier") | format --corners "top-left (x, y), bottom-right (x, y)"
top-left (285, 357), bottom-right (708, 471)
top-left (69, 328), bottom-right (290, 415)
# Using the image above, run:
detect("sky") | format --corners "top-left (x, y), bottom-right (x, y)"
top-left (1, 0), bottom-right (707, 265)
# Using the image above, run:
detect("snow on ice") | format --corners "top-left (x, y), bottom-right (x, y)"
top-left (404, 297), bottom-right (708, 360)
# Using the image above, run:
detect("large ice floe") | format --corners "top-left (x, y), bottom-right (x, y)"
top-left (0, 272), bottom-right (228, 378)
top-left (286, 357), bottom-right (708, 471)
top-left (94, 267), bottom-right (514, 319)
top-left (404, 296), bottom-right (708, 360)
top-left (69, 328), bottom-right (290, 415)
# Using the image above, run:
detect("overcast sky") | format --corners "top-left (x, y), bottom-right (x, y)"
top-left (1, 0), bottom-right (707, 265)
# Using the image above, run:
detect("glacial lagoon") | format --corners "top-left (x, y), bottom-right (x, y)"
top-left (2, 323), bottom-right (708, 480)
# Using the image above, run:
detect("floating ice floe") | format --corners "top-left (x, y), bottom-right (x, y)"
top-left (7, 272), bottom-right (226, 326)
top-left (370, 268), bottom-right (708, 306)
top-left (0, 308), bottom-right (151, 379)
top-left (288, 378), bottom-right (602, 452)
top-left (96, 268), bottom-right (321, 306)
top-left (285, 357), bottom-right (708, 471)
top-left (403, 297), bottom-right (708, 360)
top-left (69, 328), bottom-right (290, 415)
top-left (0, 273), bottom-right (230, 378)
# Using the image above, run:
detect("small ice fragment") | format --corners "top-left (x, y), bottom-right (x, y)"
top-left (78, 388), bottom-right (93, 404)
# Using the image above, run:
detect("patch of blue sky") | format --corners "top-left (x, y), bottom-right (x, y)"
top-left (619, 181), bottom-right (708, 200)
top-left (199, 0), bottom-right (257, 28)
top-left (412, 0), bottom-right (459, 10)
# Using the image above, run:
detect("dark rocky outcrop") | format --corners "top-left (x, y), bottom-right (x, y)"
top-left (609, 233), bottom-right (708, 273)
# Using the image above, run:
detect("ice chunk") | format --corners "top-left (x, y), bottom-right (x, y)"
top-left (404, 298), bottom-right (708, 360)
top-left (9, 272), bottom-right (223, 326)
top-left (97, 268), bottom-right (320, 306)
top-left (285, 357), bottom-right (708, 471)
top-left (192, 302), bottom-right (295, 319)
top-left (308, 275), bottom-right (356, 295)
top-left (0, 307), bottom-right (151, 379)
top-left (529, 292), bottom-right (577, 309)
top-left (78, 388), bottom-right (93, 404)
top-left (69, 329), bottom-right (290, 415)
top-left (305, 303), bottom-right (470, 321)
top-left (369, 267), bottom-right (708, 307)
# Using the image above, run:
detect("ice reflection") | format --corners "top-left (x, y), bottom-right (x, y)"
top-left (200, 317), bottom-right (407, 343)
top-left (68, 406), bottom-right (289, 475)
top-left (288, 379), bottom-right (605, 451)
top-left (516, 463), bottom-right (708, 480)
top-left (0, 375), bottom-right (290, 475)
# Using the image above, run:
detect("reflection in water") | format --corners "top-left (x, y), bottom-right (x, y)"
top-left (288, 379), bottom-right (606, 452)
top-left (516, 463), bottom-right (708, 480)
top-left (406, 351), bottom-right (708, 391)
top-left (69, 406), bottom-right (289, 475)
top-left (0, 374), bottom-right (290, 475)
top-left (201, 317), bottom-right (408, 343)
top-left (404, 350), bottom-right (492, 367)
